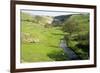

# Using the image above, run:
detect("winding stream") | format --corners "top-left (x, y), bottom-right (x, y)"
top-left (60, 39), bottom-right (80, 60)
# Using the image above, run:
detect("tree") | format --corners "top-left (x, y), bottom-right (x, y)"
top-left (63, 19), bottom-right (79, 34)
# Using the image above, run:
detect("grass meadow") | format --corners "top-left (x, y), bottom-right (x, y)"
top-left (20, 11), bottom-right (89, 63)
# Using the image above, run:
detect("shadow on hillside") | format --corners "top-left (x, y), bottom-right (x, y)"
top-left (47, 50), bottom-right (68, 61)
top-left (49, 45), bottom-right (59, 48)
top-left (51, 33), bottom-right (64, 36)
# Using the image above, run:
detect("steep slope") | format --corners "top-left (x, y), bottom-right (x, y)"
top-left (62, 13), bottom-right (90, 59)
top-left (21, 12), bottom-right (53, 26)
top-left (52, 15), bottom-right (72, 26)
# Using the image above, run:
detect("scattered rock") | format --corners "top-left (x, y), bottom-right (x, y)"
top-left (21, 32), bottom-right (40, 43)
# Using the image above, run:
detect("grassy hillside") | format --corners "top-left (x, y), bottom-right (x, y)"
top-left (21, 12), bottom-right (69, 62)
top-left (63, 14), bottom-right (89, 59)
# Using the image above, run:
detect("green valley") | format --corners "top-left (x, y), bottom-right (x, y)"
top-left (20, 12), bottom-right (89, 63)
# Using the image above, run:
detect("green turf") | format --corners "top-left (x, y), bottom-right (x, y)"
top-left (20, 15), bottom-right (68, 62)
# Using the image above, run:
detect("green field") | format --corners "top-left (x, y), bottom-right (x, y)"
top-left (21, 12), bottom-right (69, 63)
